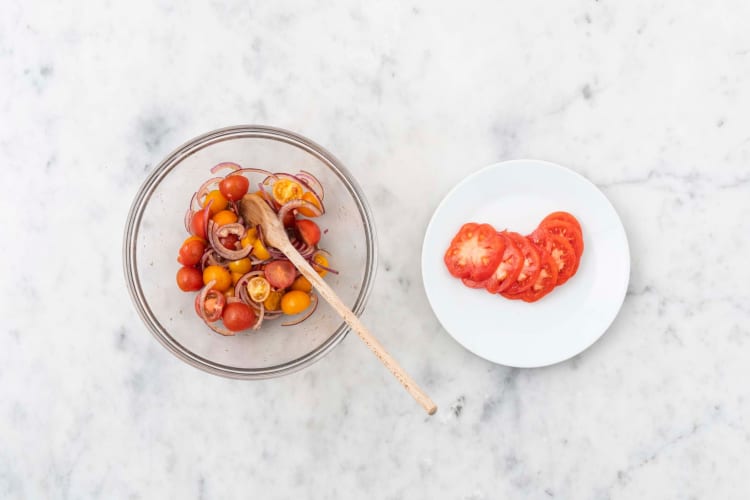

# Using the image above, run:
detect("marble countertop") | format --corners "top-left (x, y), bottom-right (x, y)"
top-left (2, 1), bottom-right (750, 498)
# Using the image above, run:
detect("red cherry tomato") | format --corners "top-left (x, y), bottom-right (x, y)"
top-left (194, 289), bottom-right (226, 322)
top-left (222, 302), bottom-right (257, 331)
top-left (264, 260), bottom-right (296, 289)
top-left (444, 223), bottom-right (505, 282)
top-left (219, 175), bottom-right (250, 201)
top-left (176, 267), bottom-right (203, 291)
top-left (296, 219), bottom-right (321, 246)
top-left (190, 203), bottom-right (212, 239)
top-left (178, 238), bottom-right (206, 266)
top-left (219, 234), bottom-right (240, 250)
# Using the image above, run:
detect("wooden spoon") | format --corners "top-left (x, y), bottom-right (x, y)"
top-left (240, 194), bottom-right (437, 415)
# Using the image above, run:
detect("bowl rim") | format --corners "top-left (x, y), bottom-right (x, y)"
top-left (123, 124), bottom-right (377, 379)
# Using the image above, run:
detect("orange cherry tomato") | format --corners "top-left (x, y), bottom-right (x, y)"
top-left (203, 265), bottom-right (232, 292)
top-left (272, 179), bottom-right (303, 204)
top-left (281, 290), bottom-right (311, 315)
top-left (298, 191), bottom-right (322, 217)
top-left (202, 190), bottom-right (228, 215)
top-left (212, 209), bottom-right (238, 226)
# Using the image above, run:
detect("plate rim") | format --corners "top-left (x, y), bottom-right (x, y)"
top-left (421, 158), bottom-right (631, 368)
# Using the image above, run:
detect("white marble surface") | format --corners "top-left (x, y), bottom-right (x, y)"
top-left (2, 1), bottom-right (750, 498)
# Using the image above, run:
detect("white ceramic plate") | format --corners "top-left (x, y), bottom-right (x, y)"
top-left (422, 159), bottom-right (630, 367)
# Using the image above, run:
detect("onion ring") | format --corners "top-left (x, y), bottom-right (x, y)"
top-left (277, 199), bottom-right (322, 224)
top-left (208, 221), bottom-right (252, 260)
top-left (210, 162), bottom-right (241, 174)
top-left (297, 170), bottom-right (324, 200)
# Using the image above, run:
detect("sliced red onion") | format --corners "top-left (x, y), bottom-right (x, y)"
top-left (277, 199), bottom-right (322, 224)
top-left (281, 293), bottom-right (319, 327)
top-left (184, 208), bottom-right (193, 233)
top-left (289, 235), bottom-right (316, 257)
top-left (226, 296), bottom-right (242, 304)
top-left (196, 177), bottom-right (223, 204)
top-left (230, 168), bottom-right (276, 179)
top-left (234, 270), bottom-right (265, 301)
top-left (208, 221), bottom-right (252, 260)
top-left (190, 191), bottom-right (200, 211)
top-left (252, 303), bottom-right (265, 330)
top-left (297, 170), bottom-right (324, 200)
top-left (210, 162), bottom-right (241, 174)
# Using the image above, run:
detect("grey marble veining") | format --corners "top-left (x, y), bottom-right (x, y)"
top-left (1, 1), bottom-right (750, 498)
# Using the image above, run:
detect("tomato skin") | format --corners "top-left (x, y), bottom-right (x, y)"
top-left (484, 232), bottom-right (524, 294)
top-left (281, 290), bottom-right (311, 315)
top-left (228, 258), bottom-right (252, 274)
top-left (202, 190), bottom-right (228, 215)
top-left (219, 234), bottom-right (240, 250)
top-left (312, 253), bottom-right (330, 277)
top-left (220, 175), bottom-right (250, 201)
top-left (291, 275), bottom-right (312, 292)
top-left (177, 267), bottom-right (203, 291)
top-left (194, 289), bottom-right (226, 321)
top-left (538, 219), bottom-right (584, 258)
top-left (541, 211), bottom-right (582, 234)
top-left (222, 302), bottom-right (257, 331)
top-left (178, 238), bottom-right (206, 266)
top-left (444, 223), bottom-right (505, 282)
top-left (190, 205), bottom-right (211, 239)
top-left (264, 260), bottom-right (296, 289)
top-left (296, 219), bottom-right (321, 246)
top-left (502, 232), bottom-right (541, 295)
top-left (203, 265), bottom-right (232, 292)
top-left (461, 278), bottom-right (487, 289)
top-left (252, 238), bottom-right (272, 261)
top-left (528, 230), bottom-right (577, 285)
top-left (263, 290), bottom-right (283, 311)
top-left (212, 209), bottom-right (238, 226)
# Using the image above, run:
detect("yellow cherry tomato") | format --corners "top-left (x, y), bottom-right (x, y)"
top-left (183, 235), bottom-right (207, 245)
top-left (202, 190), bottom-right (228, 215)
top-left (281, 290), bottom-right (312, 315)
top-left (298, 191), bottom-right (322, 217)
top-left (263, 290), bottom-right (283, 311)
top-left (231, 271), bottom-right (244, 285)
top-left (312, 253), bottom-right (330, 277)
top-left (272, 179), bottom-right (303, 204)
top-left (247, 277), bottom-right (271, 303)
top-left (203, 265), bottom-right (232, 292)
top-left (228, 258), bottom-right (252, 274)
top-left (224, 288), bottom-right (235, 298)
top-left (240, 227), bottom-right (258, 248)
top-left (291, 275), bottom-right (312, 293)
top-left (212, 209), bottom-right (238, 226)
top-left (252, 237), bottom-right (271, 260)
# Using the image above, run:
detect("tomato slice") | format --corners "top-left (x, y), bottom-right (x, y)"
top-left (444, 223), bottom-right (505, 282)
top-left (519, 244), bottom-right (559, 302)
top-left (501, 233), bottom-right (541, 295)
top-left (194, 289), bottom-right (226, 322)
top-left (484, 232), bottom-right (523, 294)
top-left (528, 230), bottom-right (577, 285)
top-left (541, 211), bottom-right (582, 234)
top-left (461, 277), bottom-right (487, 288)
top-left (538, 219), bottom-right (584, 258)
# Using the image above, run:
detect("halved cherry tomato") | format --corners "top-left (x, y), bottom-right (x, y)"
top-left (502, 232), bottom-right (541, 295)
top-left (528, 230), bottom-right (577, 285)
top-left (177, 237), bottom-right (206, 266)
top-left (264, 260), bottom-right (296, 289)
top-left (247, 276), bottom-right (271, 303)
top-left (241, 227), bottom-right (258, 248)
top-left (312, 253), bottom-right (330, 277)
top-left (203, 265), bottom-right (232, 292)
top-left (298, 191), bottom-right (322, 217)
top-left (541, 211), bottom-right (582, 234)
top-left (519, 245), bottom-right (559, 302)
top-left (485, 232), bottom-right (524, 294)
top-left (272, 179), bottom-right (303, 204)
top-left (296, 219), bottom-right (321, 246)
top-left (194, 289), bottom-right (226, 321)
top-left (219, 233), bottom-right (240, 250)
top-left (177, 267), bottom-right (203, 291)
top-left (252, 237), bottom-right (271, 260)
top-left (219, 175), bottom-right (250, 201)
top-left (212, 209), bottom-right (238, 226)
top-left (264, 290), bottom-right (283, 311)
top-left (538, 219), bottom-right (584, 258)
top-left (222, 302), bottom-right (257, 331)
top-left (281, 290), bottom-right (311, 315)
top-left (444, 223), bottom-right (505, 282)
top-left (202, 190), bottom-right (228, 215)
top-left (291, 275), bottom-right (312, 293)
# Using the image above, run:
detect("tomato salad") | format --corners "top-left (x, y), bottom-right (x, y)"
top-left (444, 212), bottom-right (583, 303)
top-left (175, 163), bottom-right (336, 335)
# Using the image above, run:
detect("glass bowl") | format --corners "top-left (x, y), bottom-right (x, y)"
top-left (123, 125), bottom-right (377, 379)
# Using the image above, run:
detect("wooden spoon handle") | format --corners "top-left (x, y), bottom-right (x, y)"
top-left (281, 242), bottom-right (437, 415)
